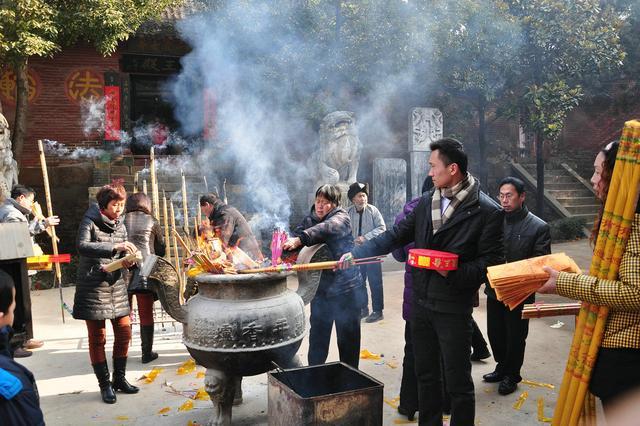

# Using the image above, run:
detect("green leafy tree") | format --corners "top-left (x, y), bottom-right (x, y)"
top-left (507, 0), bottom-right (625, 216)
top-left (427, 0), bottom-right (520, 188)
top-left (0, 0), bottom-right (179, 164)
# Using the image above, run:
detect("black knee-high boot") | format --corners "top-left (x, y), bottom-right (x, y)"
top-left (141, 325), bottom-right (158, 364)
top-left (92, 362), bottom-right (116, 404)
top-left (112, 357), bottom-right (140, 394)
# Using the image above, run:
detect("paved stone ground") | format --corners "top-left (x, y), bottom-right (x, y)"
top-left (21, 238), bottom-right (597, 425)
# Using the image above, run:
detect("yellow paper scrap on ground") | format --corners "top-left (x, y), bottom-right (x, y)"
top-left (178, 399), bottom-right (194, 412)
top-left (177, 358), bottom-right (197, 375)
top-left (384, 396), bottom-right (400, 409)
top-left (195, 387), bottom-right (210, 400)
top-left (521, 379), bottom-right (555, 389)
top-left (537, 397), bottom-right (553, 423)
top-left (386, 360), bottom-right (399, 369)
top-left (513, 391), bottom-right (529, 410)
top-left (115, 415), bottom-right (129, 420)
top-left (360, 349), bottom-right (382, 360)
top-left (158, 407), bottom-right (171, 415)
top-left (394, 419), bottom-right (417, 424)
top-left (143, 367), bottom-right (164, 384)
top-left (196, 371), bottom-right (205, 379)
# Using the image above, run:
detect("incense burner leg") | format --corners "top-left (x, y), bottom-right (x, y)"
top-left (204, 368), bottom-right (235, 426)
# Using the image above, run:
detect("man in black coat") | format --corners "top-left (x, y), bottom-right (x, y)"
top-left (340, 138), bottom-right (504, 426)
top-left (199, 193), bottom-right (262, 260)
top-left (483, 177), bottom-right (551, 395)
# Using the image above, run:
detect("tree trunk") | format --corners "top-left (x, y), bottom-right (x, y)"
top-left (477, 97), bottom-right (488, 190)
top-left (12, 58), bottom-right (29, 166)
top-left (535, 130), bottom-right (545, 218)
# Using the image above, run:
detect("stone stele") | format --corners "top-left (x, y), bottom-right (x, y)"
top-left (0, 113), bottom-right (18, 199)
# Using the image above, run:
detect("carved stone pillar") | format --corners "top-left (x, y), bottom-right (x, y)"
top-left (409, 108), bottom-right (442, 199)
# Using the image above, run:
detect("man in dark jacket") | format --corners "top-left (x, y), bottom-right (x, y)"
top-left (199, 193), bottom-right (262, 260)
top-left (340, 138), bottom-right (504, 426)
top-left (483, 177), bottom-right (551, 395)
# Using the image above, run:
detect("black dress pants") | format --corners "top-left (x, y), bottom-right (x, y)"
top-left (400, 321), bottom-right (419, 412)
top-left (360, 263), bottom-right (384, 312)
top-left (486, 296), bottom-right (530, 382)
top-left (590, 347), bottom-right (640, 411)
top-left (308, 289), bottom-right (362, 369)
top-left (412, 303), bottom-right (474, 426)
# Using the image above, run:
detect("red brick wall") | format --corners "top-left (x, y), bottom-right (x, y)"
top-left (1, 44), bottom-right (119, 168)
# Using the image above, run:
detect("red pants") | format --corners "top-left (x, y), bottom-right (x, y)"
top-left (129, 293), bottom-right (155, 326)
top-left (85, 316), bottom-right (131, 364)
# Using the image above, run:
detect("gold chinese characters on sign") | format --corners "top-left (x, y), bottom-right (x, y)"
top-left (0, 68), bottom-right (40, 104)
top-left (65, 69), bottom-right (103, 103)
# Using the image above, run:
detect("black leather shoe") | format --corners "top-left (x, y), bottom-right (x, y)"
top-left (498, 376), bottom-right (518, 395)
top-left (365, 311), bottom-right (383, 323)
top-left (470, 346), bottom-right (491, 361)
top-left (112, 357), bottom-right (139, 394)
top-left (482, 371), bottom-right (504, 383)
top-left (360, 307), bottom-right (369, 320)
top-left (397, 406), bottom-right (416, 421)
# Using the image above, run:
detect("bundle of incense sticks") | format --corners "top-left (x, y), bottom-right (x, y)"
top-left (522, 302), bottom-right (582, 319)
top-left (270, 229), bottom-right (288, 265)
top-left (103, 252), bottom-right (143, 273)
top-left (553, 120), bottom-right (640, 426)
top-left (487, 253), bottom-right (581, 310)
top-left (238, 256), bottom-right (385, 274)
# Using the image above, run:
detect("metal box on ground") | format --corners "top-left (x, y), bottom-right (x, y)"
top-left (268, 362), bottom-right (383, 426)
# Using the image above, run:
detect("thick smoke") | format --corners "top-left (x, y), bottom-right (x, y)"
top-left (169, 2), bottom-right (429, 232)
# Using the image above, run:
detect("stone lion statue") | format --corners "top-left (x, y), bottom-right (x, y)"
top-left (311, 111), bottom-right (362, 190)
top-left (0, 113), bottom-right (18, 199)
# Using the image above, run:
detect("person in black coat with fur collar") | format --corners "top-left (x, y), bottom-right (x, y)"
top-left (73, 184), bottom-right (140, 404)
top-left (283, 184), bottom-right (365, 368)
top-left (339, 139), bottom-right (504, 426)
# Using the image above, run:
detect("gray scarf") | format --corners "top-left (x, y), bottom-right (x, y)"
top-left (431, 173), bottom-right (475, 234)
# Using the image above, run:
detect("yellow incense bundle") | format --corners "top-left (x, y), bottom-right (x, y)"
top-left (103, 252), bottom-right (143, 273)
top-left (487, 253), bottom-right (581, 310)
top-left (553, 120), bottom-right (640, 426)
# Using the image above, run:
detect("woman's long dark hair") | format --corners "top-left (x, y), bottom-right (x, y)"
top-left (591, 141), bottom-right (619, 243)
top-left (125, 192), bottom-right (153, 216)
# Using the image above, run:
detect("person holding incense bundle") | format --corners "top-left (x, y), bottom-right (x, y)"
top-left (73, 183), bottom-right (140, 404)
top-left (124, 193), bottom-right (166, 364)
top-left (339, 138), bottom-right (504, 426)
top-left (484, 177), bottom-right (550, 396)
top-left (199, 193), bottom-right (263, 260)
top-left (0, 184), bottom-right (60, 357)
top-left (283, 184), bottom-right (365, 369)
top-left (540, 140), bottom-right (640, 412)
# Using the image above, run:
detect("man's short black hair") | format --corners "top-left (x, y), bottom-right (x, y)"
top-left (499, 177), bottom-right (526, 195)
top-left (200, 193), bottom-right (220, 206)
top-left (10, 184), bottom-right (35, 200)
top-left (429, 138), bottom-right (468, 175)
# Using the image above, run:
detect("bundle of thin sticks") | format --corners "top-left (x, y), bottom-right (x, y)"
top-left (522, 302), bottom-right (582, 319)
top-left (173, 229), bottom-right (237, 274)
top-left (552, 120), bottom-right (640, 426)
top-left (487, 253), bottom-right (582, 310)
top-left (238, 256), bottom-right (385, 274)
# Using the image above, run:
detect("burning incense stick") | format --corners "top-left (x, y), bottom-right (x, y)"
top-left (162, 191), bottom-right (171, 263)
top-left (196, 199), bottom-right (202, 227)
top-left (170, 201), bottom-right (181, 277)
top-left (37, 139), bottom-right (65, 323)
top-left (238, 256), bottom-right (385, 274)
top-left (133, 172), bottom-right (139, 194)
top-left (222, 178), bottom-right (228, 204)
top-left (149, 146), bottom-right (160, 217)
top-left (181, 169), bottom-right (189, 235)
top-left (203, 175), bottom-right (208, 192)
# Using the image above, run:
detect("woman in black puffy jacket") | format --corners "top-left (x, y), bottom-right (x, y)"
top-left (124, 193), bottom-right (166, 363)
top-left (73, 183), bottom-right (139, 404)
top-left (283, 184), bottom-right (364, 368)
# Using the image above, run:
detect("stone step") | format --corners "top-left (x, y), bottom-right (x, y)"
top-left (543, 175), bottom-right (579, 184)
top-left (564, 204), bottom-right (600, 215)
top-left (547, 189), bottom-right (594, 198)
top-left (544, 182), bottom-right (589, 191)
top-left (555, 196), bottom-right (597, 207)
